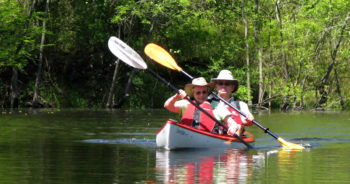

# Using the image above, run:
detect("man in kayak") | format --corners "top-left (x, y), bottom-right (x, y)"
top-left (210, 70), bottom-right (254, 135)
top-left (164, 77), bottom-right (242, 136)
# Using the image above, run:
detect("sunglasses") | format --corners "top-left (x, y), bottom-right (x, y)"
top-left (194, 90), bottom-right (208, 95)
top-left (217, 81), bottom-right (233, 86)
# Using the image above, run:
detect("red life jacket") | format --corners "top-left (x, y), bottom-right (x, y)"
top-left (211, 99), bottom-right (244, 127)
top-left (181, 101), bottom-right (216, 132)
top-left (227, 106), bottom-right (244, 126)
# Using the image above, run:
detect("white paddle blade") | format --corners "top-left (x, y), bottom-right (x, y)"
top-left (108, 36), bottom-right (147, 69)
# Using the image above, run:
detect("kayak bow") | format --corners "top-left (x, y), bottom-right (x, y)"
top-left (156, 120), bottom-right (254, 150)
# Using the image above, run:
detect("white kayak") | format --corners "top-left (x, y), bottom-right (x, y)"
top-left (156, 120), bottom-right (255, 150)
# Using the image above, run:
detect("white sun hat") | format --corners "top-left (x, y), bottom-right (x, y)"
top-left (211, 70), bottom-right (239, 93)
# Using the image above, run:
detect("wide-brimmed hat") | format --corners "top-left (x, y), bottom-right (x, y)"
top-left (211, 70), bottom-right (239, 93)
top-left (184, 77), bottom-right (215, 97)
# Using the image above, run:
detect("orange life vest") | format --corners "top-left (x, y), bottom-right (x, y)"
top-left (181, 101), bottom-right (216, 132)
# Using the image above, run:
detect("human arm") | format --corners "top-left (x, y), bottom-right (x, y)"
top-left (213, 101), bottom-right (243, 136)
top-left (239, 101), bottom-right (254, 126)
top-left (164, 89), bottom-right (187, 113)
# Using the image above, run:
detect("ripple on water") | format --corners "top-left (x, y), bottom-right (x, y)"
top-left (82, 138), bottom-right (157, 147)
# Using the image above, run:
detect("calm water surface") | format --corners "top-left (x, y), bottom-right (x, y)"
top-left (0, 109), bottom-right (350, 183)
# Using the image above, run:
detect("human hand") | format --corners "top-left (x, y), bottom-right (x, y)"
top-left (245, 114), bottom-right (254, 126)
top-left (227, 123), bottom-right (242, 137)
top-left (177, 89), bottom-right (187, 99)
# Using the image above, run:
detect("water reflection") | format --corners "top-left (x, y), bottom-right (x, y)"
top-left (155, 149), bottom-right (262, 183)
top-left (154, 148), bottom-right (315, 184)
top-left (2, 109), bottom-right (350, 183)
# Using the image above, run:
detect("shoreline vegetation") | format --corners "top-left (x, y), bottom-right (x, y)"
top-left (1, 107), bottom-right (348, 116)
top-left (1, 1), bottom-right (350, 111)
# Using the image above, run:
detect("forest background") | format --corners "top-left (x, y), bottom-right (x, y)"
top-left (1, 0), bottom-right (350, 111)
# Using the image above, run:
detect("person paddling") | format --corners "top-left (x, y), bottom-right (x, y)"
top-left (164, 77), bottom-right (242, 135)
top-left (210, 70), bottom-right (254, 135)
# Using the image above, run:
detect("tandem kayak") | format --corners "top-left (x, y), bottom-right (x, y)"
top-left (156, 120), bottom-right (255, 150)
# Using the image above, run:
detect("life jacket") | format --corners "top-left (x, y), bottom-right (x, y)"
top-left (181, 101), bottom-right (216, 132)
top-left (227, 105), bottom-right (244, 126)
top-left (211, 99), bottom-right (244, 126)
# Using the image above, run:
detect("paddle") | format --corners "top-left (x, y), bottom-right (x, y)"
top-left (144, 43), bottom-right (305, 150)
top-left (107, 36), bottom-right (253, 149)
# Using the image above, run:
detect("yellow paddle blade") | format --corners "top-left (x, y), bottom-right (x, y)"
top-left (144, 43), bottom-right (183, 72)
top-left (277, 137), bottom-right (305, 150)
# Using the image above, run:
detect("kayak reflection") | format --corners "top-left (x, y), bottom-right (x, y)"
top-left (155, 149), bottom-right (260, 183)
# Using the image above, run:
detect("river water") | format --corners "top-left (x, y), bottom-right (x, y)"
top-left (0, 109), bottom-right (350, 183)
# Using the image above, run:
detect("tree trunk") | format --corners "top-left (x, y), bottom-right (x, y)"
top-left (242, 0), bottom-right (252, 106)
top-left (114, 69), bottom-right (136, 108)
top-left (298, 73), bottom-right (308, 109)
top-left (275, 0), bottom-right (288, 80)
top-left (10, 0), bottom-right (37, 109)
top-left (106, 59), bottom-right (120, 108)
top-left (268, 16), bottom-right (274, 110)
top-left (268, 83), bottom-right (272, 109)
top-left (106, 27), bottom-right (121, 108)
top-left (275, 0), bottom-right (291, 111)
top-left (334, 68), bottom-right (345, 110)
top-left (32, 0), bottom-right (49, 108)
top-left (10, 67), bottom-right (19, 108)
top-left (317, 12), bottom-right (350, 106)
top-left (254, 0), bottom-right (264, 106)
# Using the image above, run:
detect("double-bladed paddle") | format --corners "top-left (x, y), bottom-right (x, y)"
top-left (144, 43), bottom-right (305, 150)
top-left (107, 36), bottom-right (253, 149)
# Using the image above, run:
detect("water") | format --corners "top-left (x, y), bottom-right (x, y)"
top-left (1, 109), bottom-right (350, 183)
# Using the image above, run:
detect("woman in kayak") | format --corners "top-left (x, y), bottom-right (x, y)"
top-left (164, 77), bottom-right (242, 136)
top-left (210, 70), bottom-right (254, 135)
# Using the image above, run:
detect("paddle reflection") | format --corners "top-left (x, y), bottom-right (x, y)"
top-left (155, 149), bottom-right (256, 183)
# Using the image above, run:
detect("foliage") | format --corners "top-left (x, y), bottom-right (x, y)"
top-left (1, 0), bottom-right (350, 110)
top-left (0, 1), bottom-right (40, 70)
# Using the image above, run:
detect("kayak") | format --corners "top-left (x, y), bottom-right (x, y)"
top-left (156, 119), bottom-right (255, 150)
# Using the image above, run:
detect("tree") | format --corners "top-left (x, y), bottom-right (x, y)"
top-left (242, 0), bottom-right (252, 106)
top-left (317, 12), bottom-right (350, 108)
top-left (32, 0), bottom-right (50, 108)
top-left (254, 0), bottom-right (264, 107)
top-left (0, 0), bottom-right (40, 108)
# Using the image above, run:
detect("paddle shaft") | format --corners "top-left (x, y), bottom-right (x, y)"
top-left (180, 70), bottom-right (280, 140)
top-left (146, 68), bottom-right (253, 149)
